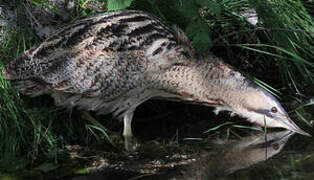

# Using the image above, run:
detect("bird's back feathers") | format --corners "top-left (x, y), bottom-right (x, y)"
top-left (3, 10), bottom-right (195, 98)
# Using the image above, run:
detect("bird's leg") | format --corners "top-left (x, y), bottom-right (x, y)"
top-left (123, 111), bottom-right (136, 151)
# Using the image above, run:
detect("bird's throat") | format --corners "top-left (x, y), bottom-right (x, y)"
top-left (148, 60), bottom-right (244, 108)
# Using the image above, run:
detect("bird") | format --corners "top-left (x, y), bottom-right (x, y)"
top-left (2, 10), bottom-right (310, 151)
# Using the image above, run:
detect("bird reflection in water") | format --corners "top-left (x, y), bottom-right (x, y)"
top-left (181, 130), bottom-right (295, 179)
top-left (66, 130), bottom-right (295, 180)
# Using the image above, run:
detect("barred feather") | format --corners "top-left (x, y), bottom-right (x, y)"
top-left (2, 10), bottom-right (309, 140)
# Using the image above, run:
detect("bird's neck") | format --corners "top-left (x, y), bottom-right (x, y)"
top-left (146, 59), bottom-right (249, 109)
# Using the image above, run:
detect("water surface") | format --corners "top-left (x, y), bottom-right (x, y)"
top-left (62, 129), bottom-right (314, 180)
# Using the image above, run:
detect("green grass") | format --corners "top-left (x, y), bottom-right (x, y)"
top-left (0, 0), bottom-right (313, 176)
top-left (0, 4), bottom-right (111, 170)
top-left (0, 21), bottom-right (61, 171)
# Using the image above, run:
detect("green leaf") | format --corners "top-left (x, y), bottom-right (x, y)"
top-left (191, 30), bottom-right (211, 53)
top-left (295, 110), bottom-right (312, 127)
top-left (203, 122), bottom-right (234, 133)
top-left (86, 125), bottom-right (117, 148)
top-left (74, 168), bottom-right (89, 175)
top-left (107, 0), bottom-right (133, 11)
top-left (176, 0), bottom-right (199, 20)
top-left (175, 1), bottom-right (213, 53)
top-left (186, 19), bottom-right (212, 54)
top-left (232, 124), bottom-right (262, 131)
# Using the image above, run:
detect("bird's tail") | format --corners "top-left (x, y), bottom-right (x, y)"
top-left (9, 79), bottom-right (47, 96)
top-left (2, 53), bottom-right (33, 80)
top-left (2, 53), bottom-right (48, 96)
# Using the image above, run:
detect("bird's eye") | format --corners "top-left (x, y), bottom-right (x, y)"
top-left (271, 107), bottom-right (278, 113)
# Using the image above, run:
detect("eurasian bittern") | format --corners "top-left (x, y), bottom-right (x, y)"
top-left (2, 10), bottom-right (310, 151)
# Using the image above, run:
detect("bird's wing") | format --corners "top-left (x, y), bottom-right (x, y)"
top-left (4, 10), bottom-right (195, 97)
top-left (46, 49), bottom-right (149, 97)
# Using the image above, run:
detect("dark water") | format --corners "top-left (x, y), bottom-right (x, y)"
top-left (61, 130), bottom-right (314, 180)
top-left (1, 121), bottom-right (313, 180)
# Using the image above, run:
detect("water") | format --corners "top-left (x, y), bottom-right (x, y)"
top-left (62, 129), bottom-right (314, 180)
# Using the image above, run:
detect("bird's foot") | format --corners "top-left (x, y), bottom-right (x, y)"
top-left (124, 135), bottom-right (137, 152)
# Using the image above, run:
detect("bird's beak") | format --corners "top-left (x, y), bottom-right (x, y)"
top-left (281, 116), bottom-right (311, 137)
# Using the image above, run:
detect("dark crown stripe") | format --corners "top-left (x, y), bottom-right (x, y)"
top-left (64, 25), bottom-right (91, 46)
top-left (142, 33), bottom-right (167, 46)
top-left (97, 10), bottom-right (141, 24)
top-left (97, 23), bottom-right (129, 37)
top-left (46, 11), bottom-right (138, 42)
top-left (118, 15), bottom-right (152, 23)
top-left (128, 23), bottom-right (156, 37)
top-left (148, 17), bottom-right (174, 34)
top-left (35, 25), bottom-right (90, 58)
top-left (47, 21), bottom-right (91, 41)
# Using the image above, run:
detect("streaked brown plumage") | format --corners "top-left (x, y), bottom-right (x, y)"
top-left (2, 10), bottom-right (310, 151)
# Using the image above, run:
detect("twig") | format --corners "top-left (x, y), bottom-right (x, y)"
top-left (39, 117), bottom-right (55, 145)
top-left (23, 2), bottom-right (42, 29)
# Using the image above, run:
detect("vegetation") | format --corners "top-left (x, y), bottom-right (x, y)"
top-left (0, 0), bottom-right (313, 178)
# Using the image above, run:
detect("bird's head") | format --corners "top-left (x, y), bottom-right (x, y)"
top-left (232, 85), bottom-right (310, 136)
